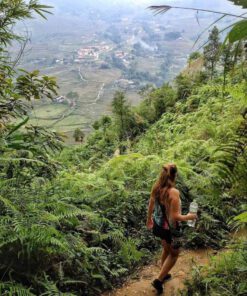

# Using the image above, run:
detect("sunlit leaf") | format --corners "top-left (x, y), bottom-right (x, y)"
top-left (227, 20), bottom-right (247, 43)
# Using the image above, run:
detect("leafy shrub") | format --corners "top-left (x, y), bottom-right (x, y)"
top-left (182, 240), bottom-right (247, 296)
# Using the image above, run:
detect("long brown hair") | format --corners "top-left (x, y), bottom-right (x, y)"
top-left (152, 163), bottom-right (177, 203)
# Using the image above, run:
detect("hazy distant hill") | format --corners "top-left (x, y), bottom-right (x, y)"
top-left (13, 0), bottom-right (246, 142)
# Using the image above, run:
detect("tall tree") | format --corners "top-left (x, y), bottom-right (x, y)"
top-left (73, 128), bottom-right (85, 142)
top-left (203, 26), bottom-right (221, 79)
top-left (0, 0), bottom-right (62, 178)
top-left (111, 91), bottom-right (131, 140)
top-left (175, 74), bottom-right (193, 100)
top-left (229, 0), bottom-right (247, 8)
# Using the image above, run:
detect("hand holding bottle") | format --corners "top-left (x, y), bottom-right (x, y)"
top-left (187, 201), bottom-right (198, 227)
top-left (187, 213), bottom-right (197, 220)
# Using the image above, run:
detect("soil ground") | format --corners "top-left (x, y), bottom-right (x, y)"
top-left (103, 249), bottom-right (213, 296)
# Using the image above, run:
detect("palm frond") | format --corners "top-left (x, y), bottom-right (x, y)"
top-left (148, 5), bottom-right (247, 19)
top-left (148, 5), bottom-right (171, 15)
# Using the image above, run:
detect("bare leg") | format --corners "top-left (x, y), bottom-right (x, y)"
top-left (158, 247), bottom-right (179, 281)
top-left (161, 240), bottom-right (170, 266)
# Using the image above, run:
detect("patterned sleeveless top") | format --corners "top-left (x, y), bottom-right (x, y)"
top-left (153, 198), bottom-right (169, 229)
top-left (153, 190), bottom-right (181, 230)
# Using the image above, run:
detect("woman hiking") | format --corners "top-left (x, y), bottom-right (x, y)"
top-left (146, 163), bottom-right (197, 294)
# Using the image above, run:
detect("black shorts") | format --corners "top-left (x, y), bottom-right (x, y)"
top-left (152, 221), bottom-right (172, 244)
top-left (152, 221), bottom-right (183, 249)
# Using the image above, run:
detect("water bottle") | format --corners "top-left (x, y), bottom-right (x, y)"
top-left (187, 200), bottom-right (198, 227)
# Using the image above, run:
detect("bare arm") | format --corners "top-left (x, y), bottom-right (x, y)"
top-left (170, 189), bottom-right (197, 222)
top-left (146, 194), bottom-right (155, 229)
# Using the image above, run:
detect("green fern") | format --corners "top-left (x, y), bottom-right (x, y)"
top-left (212, 118), bottom-right (247, 185)
top-left (0, 282), bottom-right (35, 296)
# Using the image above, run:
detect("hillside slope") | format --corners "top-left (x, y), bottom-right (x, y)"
top-left (103, 249), bottom-right (212, 296)
top-left (53, 75), bottom-right (246, 294)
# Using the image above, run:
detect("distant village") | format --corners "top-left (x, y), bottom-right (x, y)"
top-left (53, 96), bottom-right (74, 106)
top-left (51, 42), bottom-right (131, 68)
top-left (75, 44), bottom-right (111, 62)
top-left (74, 43), bottom-right (131, 67)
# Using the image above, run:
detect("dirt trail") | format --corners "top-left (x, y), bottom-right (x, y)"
top-left (103, 249), bottom-right (212, 296)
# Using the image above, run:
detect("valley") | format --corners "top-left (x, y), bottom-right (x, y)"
top-left (12, 0), bottom-right (245, 142)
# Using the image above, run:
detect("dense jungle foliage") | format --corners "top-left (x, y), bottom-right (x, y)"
top-left (0, 1), bottom-right (246, 295)
top-left (183, 238), bottom-right (247, 295)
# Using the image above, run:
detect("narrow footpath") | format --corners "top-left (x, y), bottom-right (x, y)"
top-left (103, 249), bottom-right (212, 296)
